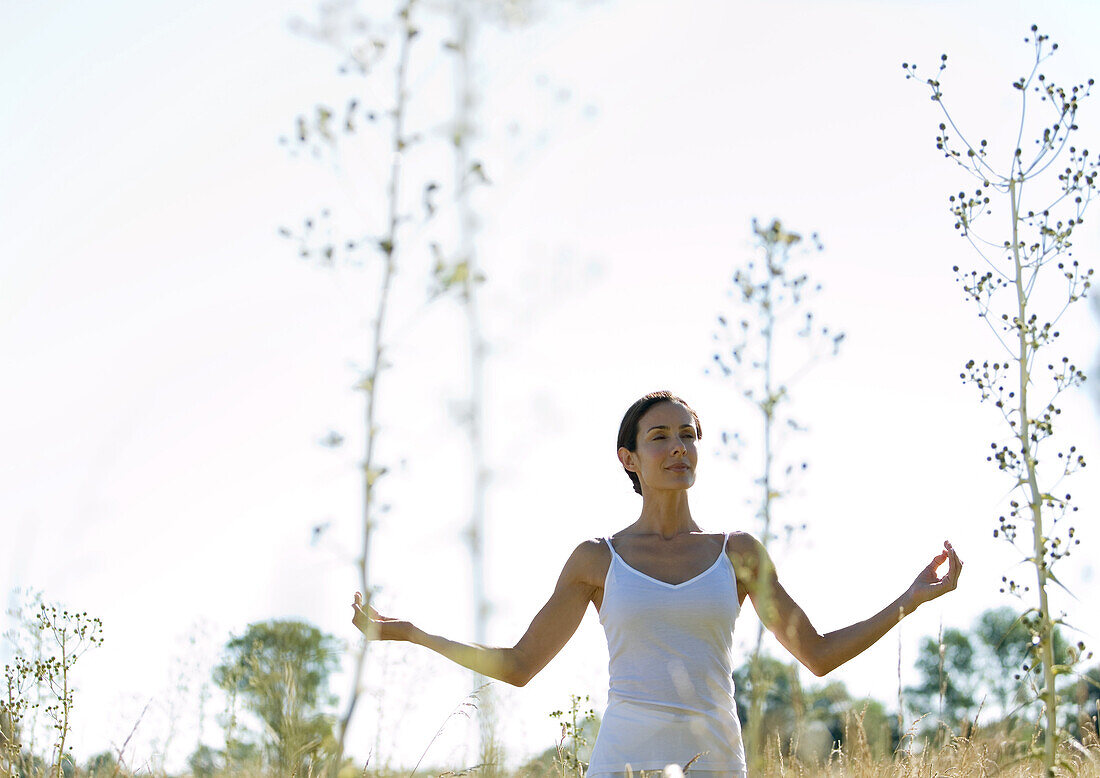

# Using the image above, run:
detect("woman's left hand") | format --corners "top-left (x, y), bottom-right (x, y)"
top-left (907, 540), bottom-right (963, 608)
top-left (352, 592), bottom-right (414, 641)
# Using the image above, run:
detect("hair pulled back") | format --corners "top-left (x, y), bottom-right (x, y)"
top-left (616, 391), bottom-right (702, 495)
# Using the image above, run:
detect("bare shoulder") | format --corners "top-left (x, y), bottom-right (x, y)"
top-left (562, 538), bottom-right (611, 589)
top-left (724, 531), bottom-right (769, 586)
top-left (725, 530), bottom-right (764, 557)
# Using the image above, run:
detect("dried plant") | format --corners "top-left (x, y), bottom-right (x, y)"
top-left (904, 24), bottom-right (1096, 776)
top-left (1, 592), bottom-right (103, 778)
top-left (279, 0), bottom-right (436, 769)
top-left (708, 219), bottom-right (844, 766)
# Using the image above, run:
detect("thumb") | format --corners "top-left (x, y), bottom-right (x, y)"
top-left (923, 551), bottom-right (948, 574)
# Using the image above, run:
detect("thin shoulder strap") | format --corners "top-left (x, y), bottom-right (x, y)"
top-left (604, 536), bottom-right (622, 562)
top-left (720, 531), bottom-right (732, 562)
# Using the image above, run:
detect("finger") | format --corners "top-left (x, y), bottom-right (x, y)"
top-left (949, 549), bottom-right (963, 584)
top-left (936, 551), bottom-right (957, 588)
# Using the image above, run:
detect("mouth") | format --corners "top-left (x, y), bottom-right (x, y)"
top-left (666, 464), bottom-right (691, 473)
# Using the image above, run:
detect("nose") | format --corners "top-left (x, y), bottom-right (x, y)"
top-left (670, 436), bottom-right (687, 455)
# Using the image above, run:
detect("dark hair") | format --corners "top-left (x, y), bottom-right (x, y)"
top-left (616, 391), bottom-right (702, 495)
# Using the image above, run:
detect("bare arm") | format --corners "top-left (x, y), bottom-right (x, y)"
top-left (351, 541), bottom-right (601, 687)
top-left (730, 535), bottom-right (963, 677)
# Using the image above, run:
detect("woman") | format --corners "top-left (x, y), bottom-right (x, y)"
top-left (352, 390), bottom-right (963, 777)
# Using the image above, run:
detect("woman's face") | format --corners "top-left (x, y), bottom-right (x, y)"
top-left (619, 401), bottom-right (699, 493)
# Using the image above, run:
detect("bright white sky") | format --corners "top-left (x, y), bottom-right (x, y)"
top-left (3, 0), bottom-right (1100, 772)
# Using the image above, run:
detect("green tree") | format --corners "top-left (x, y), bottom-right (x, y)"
top-left (974, 606), bottom-right (1032, 722)
top-left (733, 654), bottom-right (804, 745)
top-left (83, 750), bottom-right (118, 778)
top-left (213, 620), bottom-right (341, 776)
top-left (908, 608), bottom-right (1076, 735)
top-left (906, 628), bottom-right (977, 733)
top-left (971, 606), bottom-right (1070, 723)
top-left (732, 656), bottom-right (896, 764)
top-left (844, 699), bottom-right (898, 761)
top-left (735, 653), bottom-right (822, 760)
top-left (803, 680), bottom-right (850, 746)
top-left (1069, 664), bottom-right (1100, 741)
top-left (186, 744), bottom-right (219, 778)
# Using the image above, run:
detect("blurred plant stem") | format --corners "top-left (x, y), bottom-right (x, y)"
top-left (709, 219), bottom-right (843, 768)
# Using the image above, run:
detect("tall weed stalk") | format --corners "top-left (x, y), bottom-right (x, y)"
top-left (904, 25), bottom-right (1096, 775)
top-left (709, 219), bottom-right (844, 766)
top-left (1, 593), bottom-right (103, 778)
top-left (280, 0), bottom-right (430, 769)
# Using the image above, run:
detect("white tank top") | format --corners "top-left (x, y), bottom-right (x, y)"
top-left (587, 534), bottom-right (748, 778)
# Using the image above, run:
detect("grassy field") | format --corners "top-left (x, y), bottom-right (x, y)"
top-left (5, 727), bottom-right (1100, 778)
top-left (346, 718), bottom-right (1100, 778)
top-left (342, 737), bottom-right (1100, 778)
top-left (477, 734), bottom-right (1100, 778)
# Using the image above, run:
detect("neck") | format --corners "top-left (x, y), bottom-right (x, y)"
top-left (634, 490), bottom-right (698, 539)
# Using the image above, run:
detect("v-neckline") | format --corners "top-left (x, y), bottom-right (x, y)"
top-left (607, 536), bottom-right (727, 589)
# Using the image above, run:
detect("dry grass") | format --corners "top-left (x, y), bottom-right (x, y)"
top-left (749, 721), bottom-right (1100, 778)
top-left (504, 713), bottom-right (1100, 778)
top-left (751, 737), bottom-right (1100, 777)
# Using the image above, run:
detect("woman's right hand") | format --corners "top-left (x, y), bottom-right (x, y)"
top-left (352, 591), bottom-right (414, 641)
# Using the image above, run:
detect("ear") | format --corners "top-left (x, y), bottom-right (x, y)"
top-left (617, 446), bottom-right (636, 472)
